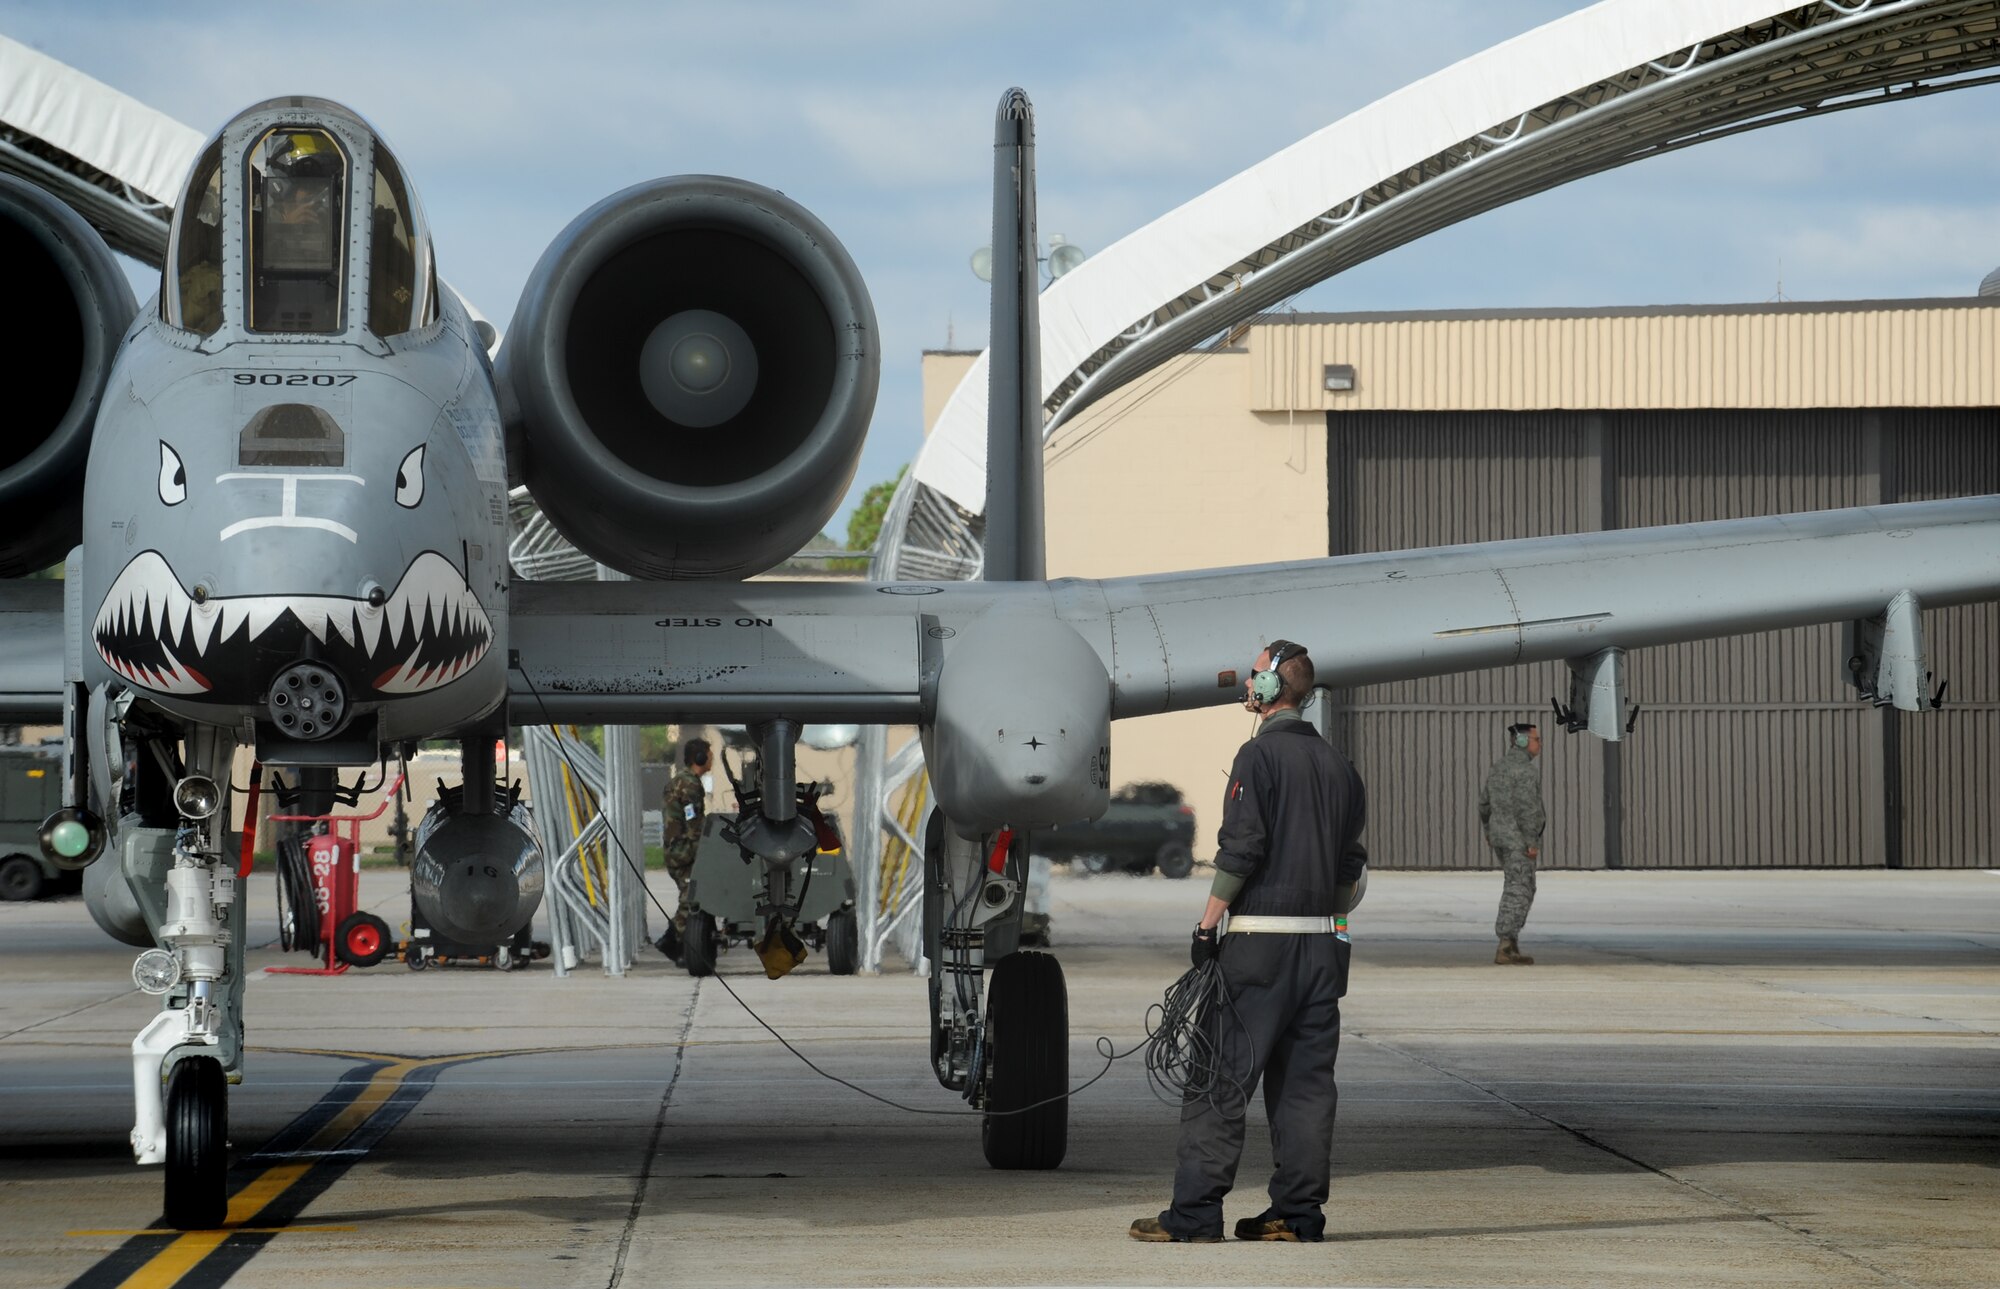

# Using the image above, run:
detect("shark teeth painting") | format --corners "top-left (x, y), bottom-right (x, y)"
top-left (92, 550), bottom-right (493, 700)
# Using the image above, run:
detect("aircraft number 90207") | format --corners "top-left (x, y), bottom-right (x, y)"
top-left (231, 372), bottom-right (359, 387)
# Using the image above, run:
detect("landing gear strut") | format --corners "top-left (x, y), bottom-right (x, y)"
top-left (923, 813), bottom-right (1070, 1169)
top-left (112, 722), bottom-right (247, 1231)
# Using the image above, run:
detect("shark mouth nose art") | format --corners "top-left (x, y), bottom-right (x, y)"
top-left (93, 550), bottom-right (492, 698)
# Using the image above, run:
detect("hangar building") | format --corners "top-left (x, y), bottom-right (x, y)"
top-left (922, 292), bottom-right (2000, 870)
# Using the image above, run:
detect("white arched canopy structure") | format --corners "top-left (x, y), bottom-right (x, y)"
top-left (906, 0), bottom-right (2000, 522)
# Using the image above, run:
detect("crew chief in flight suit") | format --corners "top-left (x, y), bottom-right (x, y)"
top-left (1131, 640), bottom-right (1368, 1244)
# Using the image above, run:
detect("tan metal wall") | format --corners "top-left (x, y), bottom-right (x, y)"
top-left (1325, 407), bottom-right (1995, 870)
top-left (1252, 300), bottom-right (2000, 413)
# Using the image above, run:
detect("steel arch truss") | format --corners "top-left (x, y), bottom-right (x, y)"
top-left (1046, 0), bottom-right (2000, 430)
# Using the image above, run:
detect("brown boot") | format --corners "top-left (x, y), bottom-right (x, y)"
top-left (1494, 936), bottom-right (1535, 965)
top-left (1129, 1217), bottom-right (1221, 1243)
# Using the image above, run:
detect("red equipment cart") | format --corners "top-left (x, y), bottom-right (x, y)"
top-left (265, 773), bottom-right (405, 976)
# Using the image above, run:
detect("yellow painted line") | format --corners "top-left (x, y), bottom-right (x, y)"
top-left (222, 1161), bottom-right (312, 1225)
top-left (115, 1231), bottom-right (230, 1287)
top-left (94, 1044), bottom-right (622, 1287)
top-left (111, 1056), bottom-right (429, 1289)
top-left (69, 1226), bottom-right (354, 1237)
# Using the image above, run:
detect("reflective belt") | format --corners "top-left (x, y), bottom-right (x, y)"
top-left (1226, 914), bottom-right (1339, 934)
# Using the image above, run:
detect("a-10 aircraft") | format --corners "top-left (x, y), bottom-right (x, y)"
top-left (1, 84), bottom-right (1996, 1232)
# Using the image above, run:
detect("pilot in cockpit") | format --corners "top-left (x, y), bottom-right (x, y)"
top-left (249, 129), bottom-right (345, 333)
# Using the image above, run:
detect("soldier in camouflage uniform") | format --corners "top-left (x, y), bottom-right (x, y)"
top-left (1478, 722), bottom-right (1544, 965)
top-left (656, 737), bottom-right (712, 961)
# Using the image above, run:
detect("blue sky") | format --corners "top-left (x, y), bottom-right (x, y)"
top-left (12, 1), bottom-right (2000, 535)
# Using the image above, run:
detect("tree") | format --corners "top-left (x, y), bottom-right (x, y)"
top-left (838, 465), bottom-right (906, 572)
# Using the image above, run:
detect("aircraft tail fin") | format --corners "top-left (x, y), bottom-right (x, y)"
top-left (983, 88), bottom-right (1044, 582)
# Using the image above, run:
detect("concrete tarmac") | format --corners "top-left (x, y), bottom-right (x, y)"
top-left (1, 866), bottom-right (1995, 1288)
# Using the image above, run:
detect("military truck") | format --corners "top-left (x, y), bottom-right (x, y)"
top-left (1032, 781), bottom-right (1198, 878)
top-left (0, 744), bottom-right (68, 901)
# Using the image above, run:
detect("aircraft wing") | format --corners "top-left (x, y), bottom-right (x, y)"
top-left (509, 493), bottom-right (2000, 728)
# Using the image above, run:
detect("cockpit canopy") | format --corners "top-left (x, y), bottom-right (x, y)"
top-left (165, 97), bottom-right (437, 342)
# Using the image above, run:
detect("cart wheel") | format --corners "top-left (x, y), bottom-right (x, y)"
top-left (825, 908), bottom-right (859, 975)
top-left (335, 912), bottom-right (392, 967)
top-left (404, 944), bottom-right (428, 971)
top-left (981, 951), bottom-right (1068, 1170)
top-left (495, 946), bottom-right (513, 971)
top-left (0, 854), bottom-right (45, 901)
top-left (163, 1056), bottom-right (228, 1229)
top-left (684, 911), bottom-right (718, 977)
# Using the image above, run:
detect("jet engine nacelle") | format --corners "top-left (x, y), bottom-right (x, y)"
top-left (924, 615), bottom-right (1111, 838)
top-left (500, 175), bottom-right (879, 579)
top-left (410, 791), bottom-right (545, 945)
top-left (0, 175), bottom-right (137, 576)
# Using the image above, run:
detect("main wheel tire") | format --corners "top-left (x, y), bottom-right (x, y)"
top-left (163, 1056), bottom-right (228, 1230)
top-left (335, 912), bottom-right (391, 968)
top-left (825, 908), bottom-right (859, 976)
top-left (684, 911), bottom-right (718, 977)
top-left (981, 951), bottom-right (1068, 1170)
top-left (1155, 843), bottom-right (1195, 880)
top-left (0, 854), bottom-right (44, 901)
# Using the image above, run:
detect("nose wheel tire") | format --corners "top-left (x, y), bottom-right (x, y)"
top-left (163, 1056), bottom-right (228, 1230)
top-left (825, 908), bottom-right (858, 975)
top-left (980, 951), bottom-right (1069, 1170)
top-left (335, 912), bottom-right (391, 967)
top-left (683, 911), bottom-right (718, 977)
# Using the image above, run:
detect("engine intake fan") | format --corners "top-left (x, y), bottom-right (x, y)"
top-left (0, 175), bottom-right (137, 576)
top-left (500, 175), bottom-right (878, 579)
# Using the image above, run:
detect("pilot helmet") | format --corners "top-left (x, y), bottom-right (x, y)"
top-left (276, 131), bottom-right (330, 172)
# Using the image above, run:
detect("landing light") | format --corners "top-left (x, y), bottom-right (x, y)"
top-left (133, 949), bottom-right (181, 995)
top-left (173, 775), bottom-right (222, 821)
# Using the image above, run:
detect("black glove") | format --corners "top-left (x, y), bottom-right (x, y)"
top-left (1190, 924), bottom-right (1219, 969)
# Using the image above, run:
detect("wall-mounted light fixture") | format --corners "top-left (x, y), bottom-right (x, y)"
top-left (1323, 363), bottom-right (1356, 392)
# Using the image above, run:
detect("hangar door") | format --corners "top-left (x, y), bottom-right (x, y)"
top-left (1325, 408), bottom-right (1997, 870)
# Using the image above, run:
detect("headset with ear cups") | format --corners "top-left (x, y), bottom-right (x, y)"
top-left (1508, 722), bottom-right (1534, 750)
top-left (1249, 639), bottom-right (1306, 709)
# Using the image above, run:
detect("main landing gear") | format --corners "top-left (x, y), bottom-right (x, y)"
top-left (924, 814), bottom-right (1070, 1170)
